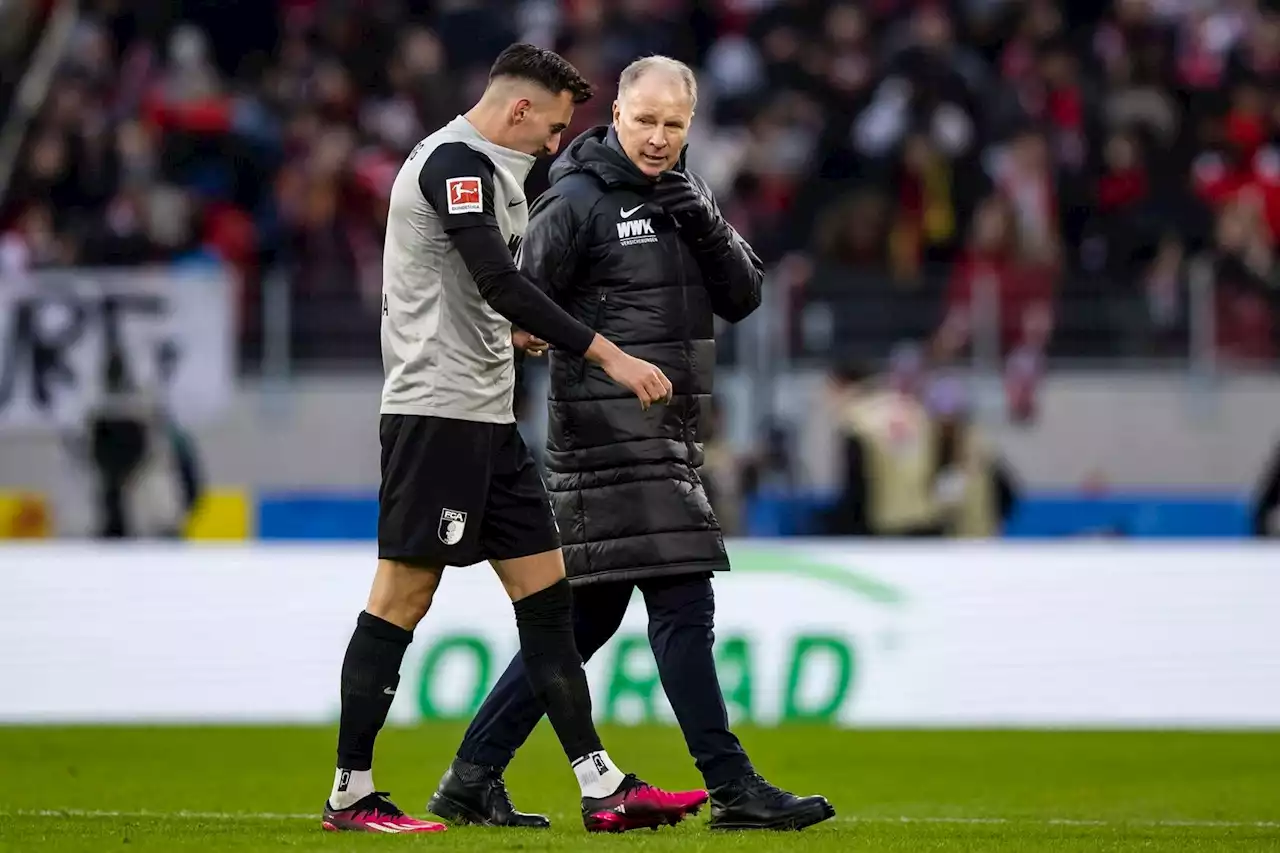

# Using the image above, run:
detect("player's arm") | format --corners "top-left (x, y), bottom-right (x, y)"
top-left (419, 144), bottom-right (670, 406)
top-left (419, 143), bottom-right (595, 355)
top-left (509, 190), bottom-right (585, 352)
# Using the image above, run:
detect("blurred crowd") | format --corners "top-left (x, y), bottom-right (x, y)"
top-left (2, 0), bottom-right (1280, 380)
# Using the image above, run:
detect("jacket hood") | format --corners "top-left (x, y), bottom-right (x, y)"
top-left (548, 125), bottom-right (687, 189)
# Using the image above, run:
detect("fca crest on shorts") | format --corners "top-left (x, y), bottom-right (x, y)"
top-left (439, 508), bottom-right (467, 545)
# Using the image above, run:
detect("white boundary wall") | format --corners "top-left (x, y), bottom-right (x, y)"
top-left (2, 541), bottom-right (1278, 727)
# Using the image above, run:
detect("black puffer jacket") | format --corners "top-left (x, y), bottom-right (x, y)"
top-left (520, 126), bottom-right (764, 585)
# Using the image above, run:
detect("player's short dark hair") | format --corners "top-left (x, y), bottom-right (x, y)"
top-left (489, 43), bottom-right (594, 104)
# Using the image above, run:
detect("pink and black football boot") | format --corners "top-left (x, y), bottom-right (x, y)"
top-left (582, 774), bottom-right (708, 833)
top-left (322, 791), bottom-right (447, 834)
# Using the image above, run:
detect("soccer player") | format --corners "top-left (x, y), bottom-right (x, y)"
top-left (321, 44), bottom-right (707, 834)
top-left (426, 57), bottom-right (835, 831)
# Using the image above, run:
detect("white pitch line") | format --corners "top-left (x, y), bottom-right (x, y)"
top-left (839, 816), bottom-right (1280, 829)
top-left (4, 810), bottom-right (1279, 829)
top-left (8, 809), bottom-right (314, 820)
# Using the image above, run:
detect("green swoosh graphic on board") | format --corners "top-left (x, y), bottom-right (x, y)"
top-left (726, 547), bottom-right (907, 606)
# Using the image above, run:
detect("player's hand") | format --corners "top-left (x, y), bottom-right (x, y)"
top-left (602, 351), bottom-right (673, 410)
top-left (512, 329), bottom-right (548, 357)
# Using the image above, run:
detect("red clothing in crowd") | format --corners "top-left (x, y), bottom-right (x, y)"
top-left (1096, 167), bottom-right (1149, 212)
top-left (946, 251), bottom-right (1054, 354)
top-left (1196, 145), bottom-right (1280, 240)
top-left (1216, 282), bottom-right (1275, 363)
top-left (140, 88), bottom-right (232, 135)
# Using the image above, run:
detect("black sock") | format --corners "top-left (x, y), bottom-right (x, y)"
top-left (513, 579), bottom-right (604, 762)
top-left (336, 611), bottom-right (413, 771)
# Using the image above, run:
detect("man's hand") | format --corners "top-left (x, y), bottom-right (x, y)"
top-left (603, 352), bottom-right (674, 410)
top-left (584, 335), bottom-right (673, 410)
top-left (512, 329), bottom-right (548, 357)
top-left (653, 171), bottom-right (717, 239)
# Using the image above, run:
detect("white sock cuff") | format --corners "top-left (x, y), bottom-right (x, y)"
top-left (573, 750), bottom-right (625, 799)
top-left (330, 767), bottom-right (375, 810)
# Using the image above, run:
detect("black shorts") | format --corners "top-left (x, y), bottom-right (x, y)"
top-left (378, 414), bottom-right (561, 567)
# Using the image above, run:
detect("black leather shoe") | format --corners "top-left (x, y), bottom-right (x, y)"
top-left (708, 773), bottom-right (835, 831)
top-left (427, 759), bottom-right (550, 828)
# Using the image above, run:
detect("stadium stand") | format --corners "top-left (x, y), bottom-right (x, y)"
top-left (2, 0), bottom-right (1279, 375)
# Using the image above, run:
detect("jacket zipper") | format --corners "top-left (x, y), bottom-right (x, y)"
top-left (578, 291), bottom-right (607, 382)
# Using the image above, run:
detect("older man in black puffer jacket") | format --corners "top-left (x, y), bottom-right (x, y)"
top-left (427, 56), bottom-right (834, 833)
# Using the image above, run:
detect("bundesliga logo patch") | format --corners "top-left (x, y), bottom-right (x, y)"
top-left (446, 177), bottom-right (482, 214)
top-left (438, 508), bottom-right (467, 545)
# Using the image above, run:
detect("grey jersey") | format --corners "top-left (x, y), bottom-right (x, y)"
top-left (380, 115), bottom-right (535, 423)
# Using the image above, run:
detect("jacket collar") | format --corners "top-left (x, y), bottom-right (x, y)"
top-left (549, 125), bottom-right (688, 190)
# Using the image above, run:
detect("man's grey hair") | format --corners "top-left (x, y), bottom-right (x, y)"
top-left (617, 55), bottom-right (698, 111)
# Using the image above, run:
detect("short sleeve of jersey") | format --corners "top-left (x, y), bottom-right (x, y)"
top-left (418, 142), bottom-right (498, 233)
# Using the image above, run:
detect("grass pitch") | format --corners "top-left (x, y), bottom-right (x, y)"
top-left (0, 724), bottom-right (1277, 852)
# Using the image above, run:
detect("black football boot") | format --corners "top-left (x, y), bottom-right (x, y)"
top-left (708, 773), bottom-right (835, 831)
top-left (427, 759), bottom-right (550, 828)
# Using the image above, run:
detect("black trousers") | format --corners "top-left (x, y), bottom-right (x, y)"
top-left (456, 572), bottom-right (753, 788)
top-left (90, 417), bottom-right (148, 538)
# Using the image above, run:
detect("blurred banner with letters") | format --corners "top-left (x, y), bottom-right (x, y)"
top-left (0, 267), bottom-right (234, 431)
